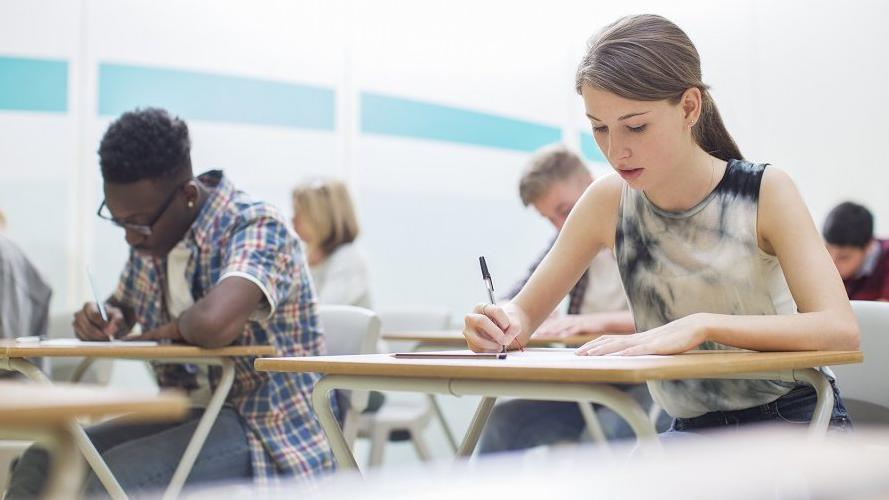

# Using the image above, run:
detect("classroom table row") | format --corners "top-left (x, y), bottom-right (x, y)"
top-left (0, 330), bottom-right (546, 499)
top-left (0, 381), bottom-right (187, 499)
top-left (254, 345), bottom-right (862, 472)
top-left (1, 334), bottom-right (865, 496)
top-left (0, 340), bottom-right (273, 500)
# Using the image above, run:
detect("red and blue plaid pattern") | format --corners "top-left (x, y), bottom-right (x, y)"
top-left (111, 170), bottom-right (334, 481)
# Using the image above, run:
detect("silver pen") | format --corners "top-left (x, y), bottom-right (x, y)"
top-left (87, 268), bottom-right (113, 341)
top-left (478, 256), bottom-right (505, 353)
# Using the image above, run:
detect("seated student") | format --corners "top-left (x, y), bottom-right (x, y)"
top-left (464, 14), bottom-right (856, 438)
top-left (291, 179), bottom-right (372, 309)
top-left (823, 201), bottom-right (889, 301)
top-left (0, 212), bottom-right (52, 379)
top-left (291, 179), bottom-right (391, 414)
top-left (0, 210), bottom-right (53, 341)
top-left (506, 144), bottom-right (633, 338)
top-left (7, 108), bottom-right (334, 498)
top-left (479, 145), bottom-right (667, 453)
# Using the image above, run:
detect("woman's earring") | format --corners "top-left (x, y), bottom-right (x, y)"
top-left (187, 200), bottom-right (194, 209)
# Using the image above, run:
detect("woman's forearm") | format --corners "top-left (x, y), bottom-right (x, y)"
top-left (703, 310), bottom-right (859, 351)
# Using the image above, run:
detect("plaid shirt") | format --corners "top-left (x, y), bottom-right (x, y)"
top-left (844, 239), bottom-right (889, 301)
top-left (503, 236), bottom-right (588, 314)
top-left (111, 170), bottom-right (334, 481)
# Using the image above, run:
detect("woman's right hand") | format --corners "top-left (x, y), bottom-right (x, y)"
top-left (73, 302), bottom-right (127, 341)
top-left (463, 302), bottom-right (524, 352)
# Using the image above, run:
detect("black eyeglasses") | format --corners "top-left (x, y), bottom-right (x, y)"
top-left (96, 182), bottom-right (188, 236)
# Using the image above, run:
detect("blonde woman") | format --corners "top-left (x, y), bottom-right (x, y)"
top-left (464, 14), bottom-right (857, 436)
top-left (292, 179), bottom-right (372, 309)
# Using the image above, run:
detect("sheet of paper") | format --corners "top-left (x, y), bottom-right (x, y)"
top-left (39, 338), bottom-right (159, 347)
top-left (401, 348), bottom-right (667, 362)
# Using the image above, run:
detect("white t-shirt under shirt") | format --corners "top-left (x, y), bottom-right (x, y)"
top-left (166, 240), bottom-right (211, 407)
top-left (580, 249), bottom-right (629, 314)
top-left (309, 242), bottom-right (372, 309)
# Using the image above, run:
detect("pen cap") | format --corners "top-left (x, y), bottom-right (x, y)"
top-left (479, 256), bottom-right (494, 292)
top-left (479, 256), bottom-right (491, 280)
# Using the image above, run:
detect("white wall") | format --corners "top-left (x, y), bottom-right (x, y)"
top-left (2, 0), bottom-right (888, 321)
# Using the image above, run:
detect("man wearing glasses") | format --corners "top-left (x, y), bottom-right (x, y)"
top-left (7, 108), bottom-right (335, 498)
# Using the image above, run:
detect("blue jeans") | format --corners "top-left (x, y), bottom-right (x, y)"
top-left (6, 407), bottom-right (252, 499)
top-left (478, 383), bottom-right (672, 454)
top-left (668, 379), bottom-right (852, 434)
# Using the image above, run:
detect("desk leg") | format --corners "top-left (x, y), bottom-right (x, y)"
top-left (795, 368), bottom-right (835, 436)
top-left (577, 402), bottom-right (609, 446)
top-left (710, 370), bottom-right (836, 436)
top-left (456, 397), bottom-right (496, 458)
top-left (411, 343), bottom-right (461, 454)
top-left (1, 427), bottom-right (86, 500)
top-left (4, 358), bottom-right (129, 500)
top-left (43, 429), bottom-right (85, 500)
top-left (312, 375), bottom-right (360, 471)
top-left (70, 358), bottom-right (96, 383)
top-left (305, 376), bottom-right (659, 470)
top-left (427, 394), bottom-right (458, 453)
top-left (162, 358), bottom-right (234, 500)
top-left (448, 380), bottom-right (660, 458)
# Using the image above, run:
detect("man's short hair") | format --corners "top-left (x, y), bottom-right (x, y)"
top-left (519, 145), bottom-right (589, 206)
top-left (823, 201), bottom-right (874, 248)
top-left (99, 107), bottom-right (192, 184)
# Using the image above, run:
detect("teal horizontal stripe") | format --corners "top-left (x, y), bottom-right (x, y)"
top-left (0, 56), bottom-right (68, 113)
top-left (361, 92), bottom-right (561, 152)
top-left (98, 64), bottom-right (334, 130)
top-left (580, 131), bottom-right (606, 163)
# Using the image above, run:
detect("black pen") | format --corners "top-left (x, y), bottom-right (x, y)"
top-left (478, 256), bottom-right (505, 354)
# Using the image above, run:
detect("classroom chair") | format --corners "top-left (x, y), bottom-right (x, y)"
top-left (354, 308), bottom-right (453, 465)
top-left (830, 300), bottom-right (889, 425)
top-left (318, 305), bottom-right (381, 448)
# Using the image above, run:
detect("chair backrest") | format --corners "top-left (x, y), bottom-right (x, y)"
top-left (316, 305), bottom-right (381, 445)
top-left (831, 300), bottom-right (889, 423)
top-left (318, 305), bottom-right (381, 356)
top-left (46, 311), bottom-right (75, 339)
top-left (377, 307), bottom-right (452, 332)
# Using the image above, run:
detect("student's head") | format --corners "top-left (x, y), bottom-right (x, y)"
top-left (519, 145), bottom-right (592, 230)
top-left (98, 107), bottom-right (199, 258)
top-left (822, 201), bottom-right (875, 280)
top-left (575, 14), bottom-right (742, 190)
top-left (291, 179), bottom-right (359, 259)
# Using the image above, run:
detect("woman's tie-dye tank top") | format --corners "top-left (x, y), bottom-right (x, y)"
top-left (615, 159), bottom-right (797, 418)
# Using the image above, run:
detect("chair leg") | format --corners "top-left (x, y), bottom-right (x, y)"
top-left (410, 429), bottom-right (432, 462)
top-left (648, 402), bottom-right (663, 426)
top-left (367, 427), bottom-right (389, 467)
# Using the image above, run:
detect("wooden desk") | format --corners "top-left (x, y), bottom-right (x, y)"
top-left (0, 381), bottom-right (187, 499)
top-left (380, 329), bottom-right (603, 451)
top-left (0, 340), bottom-right (275, 500)
top-left (379, 331), bottom-right (602, 450)
top-left (382, 329), bottom-right (600, 348)
top-left (255, 348), bottom-right (862, 472)
top-left (0, 341), bottom-right (273, 359)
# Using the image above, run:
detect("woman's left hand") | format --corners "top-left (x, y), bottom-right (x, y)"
top-left (575, 313), bottom-right (710, 356)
